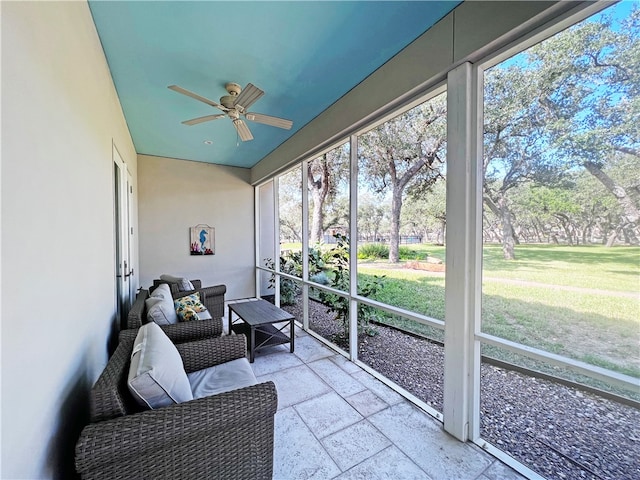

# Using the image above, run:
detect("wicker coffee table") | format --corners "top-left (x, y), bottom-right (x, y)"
top-left (228, 299), bottom-right (295, 362)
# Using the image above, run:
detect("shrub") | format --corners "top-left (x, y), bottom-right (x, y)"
top-left (264, 256), bottom-right (299, 306)
top-left (358, 243), bottom-right (389, 259)
top-left (398, 246), bottom-right (428, 260)
top-left (308, 246), bottom-right (326, 276)
top-left (310, 271), bottom-right (330, 285)
top-left (265, 246), bottom-right (329, 306)
top-left (320, 234), bottom-right (385, 337)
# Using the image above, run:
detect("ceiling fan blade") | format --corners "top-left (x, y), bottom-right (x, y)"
top-left (168, 85), bottom-right (226, 111)
top-left (233, 83), bottom-right (264, 112)
top-left (182, 114), bottom-right (226, 126)
top-left (245, 112), bottom-right (293, 130)
top-left (233, 119), bottom-right (254, 141)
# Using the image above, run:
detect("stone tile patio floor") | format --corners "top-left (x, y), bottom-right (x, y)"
top-left (248, 326), bottom-right (527, 480)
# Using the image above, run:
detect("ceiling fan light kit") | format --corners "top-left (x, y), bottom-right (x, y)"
top-left (168, 82), bottom-right (293, 142)
top-left (219, 95), bottom-right (237, 109)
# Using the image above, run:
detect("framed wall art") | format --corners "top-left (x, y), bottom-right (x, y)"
top-left (190, 225), bottom-right (215, 255)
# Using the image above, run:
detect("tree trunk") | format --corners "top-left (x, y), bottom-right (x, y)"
top-left (501, 206), bottom-right (516, 260)
top-left (486, 193), bottom-right (516, 260)
top-left (600, 215), bottom-right (613, 244)
top-left (533, 218), bottom-right (544, 243)
top-left (308, 158), bottom-right (330, 245)
top-left (389, 189), bottom-right (403, 263)
top-left (622, 223), bottom-right (639, 245)
top-left (309, 188), bottom-right (324, 245)
top-left (554, 213), bottom-right (574, 245)
top-left (582, 225), bottom-right (589, 245)
top-left (584, 161), bottom-right (640, 224)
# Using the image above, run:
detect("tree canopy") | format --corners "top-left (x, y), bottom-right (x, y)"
top-left (482, 2), bottom-right (639, 256)
top-left (276, 2), bottom-right (638, 259)
top-left (358, 93), bottom-right (447, 261)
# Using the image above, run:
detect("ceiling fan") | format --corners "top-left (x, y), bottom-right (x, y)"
top-left (168, 82), bottom-right (293, 141)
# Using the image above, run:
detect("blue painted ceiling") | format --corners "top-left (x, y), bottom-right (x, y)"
top-left (89, 1), bottom-right (459, 169)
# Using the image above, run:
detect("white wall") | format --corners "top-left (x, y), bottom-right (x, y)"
top-left (1, 2), bottom-right (137, 478)
top-left (138, 155), bottom-right (255, 300)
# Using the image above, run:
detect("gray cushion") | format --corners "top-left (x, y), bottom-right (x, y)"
top-left (188, 358), bottom-right (258, 398)
top-left (150, 282), bottom-right (172, 300)
top-left (145, 295), bottom-right (178, 325)
top-left (160, 274), bottom-right (194, 292)
top-left (127, 322), bottom-right (193, 409)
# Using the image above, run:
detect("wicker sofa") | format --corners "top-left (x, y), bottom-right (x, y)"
top-left (127, 287), bottom-right (224, 342)
top-left (75, 329), bottom-right (278, 480)
top-left (152, 278), bottom-right (226, 319)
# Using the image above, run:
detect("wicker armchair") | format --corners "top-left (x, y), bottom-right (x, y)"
top-left (127, 289), bottom-right (223, 342)
top-left (75, 330), bottom-right (278, 480)
top-left (152, 278), bottom-right (226, 320)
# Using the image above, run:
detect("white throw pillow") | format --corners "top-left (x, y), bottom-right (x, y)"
top-left (150, 282), bottom-right (172, 300)
top-left (160, 274), bottom-right (195, 292)
top-left (145, 296), bottom-right (178, 325)
top-left (127, 322), bottom-right (193, 409)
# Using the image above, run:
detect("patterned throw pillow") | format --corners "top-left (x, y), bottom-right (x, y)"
top-left (175, 292), bottom-right (206, 312)
top-left (179, 306), bottom-right (199, 322)
top-left (175, 293), bottom-right (206, 321)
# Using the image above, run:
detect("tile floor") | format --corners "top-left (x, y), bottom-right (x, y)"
top-left (245, 323), bottom-right (528, 480)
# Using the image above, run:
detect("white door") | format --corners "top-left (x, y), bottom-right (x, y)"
top-left (113, 144), bottom-right (134, 328)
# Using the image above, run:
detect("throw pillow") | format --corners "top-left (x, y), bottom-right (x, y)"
top-left (179, 306), bottom-right (199, 322)
top-left (150, 282), bottom-right (172, 300)
top-left (160, 274), bottom-right (195, 292)
top-left (146, 296), bottom-right (179, 325)
top-left (174, 292), bottom-right (206, 313)
top-left (127, 322), bottom-right (193, 409)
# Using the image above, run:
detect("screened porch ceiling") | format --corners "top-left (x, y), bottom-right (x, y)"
top-left (88, 1), bottom-right (460, 169)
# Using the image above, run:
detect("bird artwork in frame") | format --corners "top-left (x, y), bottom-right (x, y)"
top-left (190, 225), bottom-right (214, 255)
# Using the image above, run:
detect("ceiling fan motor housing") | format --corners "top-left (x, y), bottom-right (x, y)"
top-left (225, 82), bottom-right (242, 95)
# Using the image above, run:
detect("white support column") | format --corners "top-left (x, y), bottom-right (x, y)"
top-left (302, 282), bottom-right (310, 331)
top-left (443, 62), bottom-right (483, 441)
top-left (273, 177), bottom-right (281, 306)
top-left (349, 135), bottom-right (359, 361)
top-left (256, 180), bottom-right (276, 301)
top-left (254, 186), bottom-right (260, 297)
top-left (301, 160), bottom-right (310, 331)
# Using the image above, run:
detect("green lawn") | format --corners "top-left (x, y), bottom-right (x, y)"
top-left (482, 244), bottom-right (640, 292)
top-left (357, 244), bottom-right (640, 380)
top-left (362, 243), bottom-right (639, 292)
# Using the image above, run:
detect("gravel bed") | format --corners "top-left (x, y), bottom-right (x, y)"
top-left (282, 299), bottom-right (640, 480)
